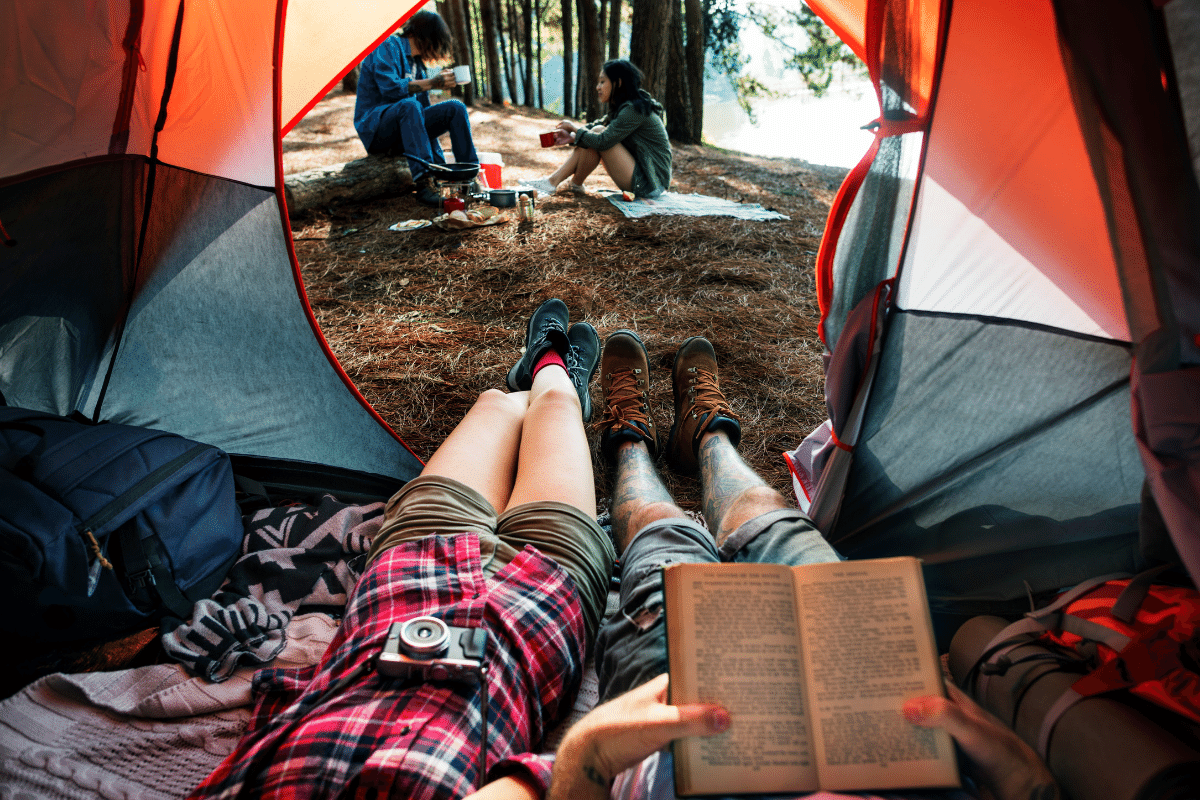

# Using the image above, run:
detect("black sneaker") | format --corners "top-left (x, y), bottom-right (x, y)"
top-left (506, 299), bottom-right (571, 391)
top-left (414, 174), bottom-right (443, 207)
top-left (565, 322), bottom-right (601, 422)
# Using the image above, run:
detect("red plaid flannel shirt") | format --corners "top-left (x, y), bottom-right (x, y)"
top-left (188, 532), bottom-right (587, 799)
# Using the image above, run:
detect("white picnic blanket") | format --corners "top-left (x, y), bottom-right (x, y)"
top-left (606, 191), bottom-right (790, 220)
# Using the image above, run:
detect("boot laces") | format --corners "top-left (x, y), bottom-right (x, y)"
top-left (595, 368), bottom-right (649, 434)
top-left (565, 344), bottom-right (588, 388)
top-left (687, 369), bottom-right (738, 423)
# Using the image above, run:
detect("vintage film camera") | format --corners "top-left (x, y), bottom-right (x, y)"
top-left (377, 616), bottom-right (487, 684)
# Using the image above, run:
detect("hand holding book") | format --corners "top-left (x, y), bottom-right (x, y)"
top-left (546, 673), bottom-right (729, 800)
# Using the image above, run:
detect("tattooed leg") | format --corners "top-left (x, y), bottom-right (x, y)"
top-left (610, 440), bottom-right (686, 552)
top-left (698, 430), bottom-right (792, 547)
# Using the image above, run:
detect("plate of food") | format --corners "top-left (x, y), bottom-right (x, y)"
top-left (388, 219), bottom-right (432, 232)
top-left (433, 206), bottom-right (509, 230)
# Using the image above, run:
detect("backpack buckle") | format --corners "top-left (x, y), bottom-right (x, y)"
top-left (127, 568), bottom-right (157, 590)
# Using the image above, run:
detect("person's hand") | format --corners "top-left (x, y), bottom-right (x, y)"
top-left (438, 69), bottom-right (456, 90)
top-left (547, 673), bottom-right (729, 800)
top-left (556, 119), bottom-right (579, 133)
top-left (903, 682), bottom-right (1060, 800)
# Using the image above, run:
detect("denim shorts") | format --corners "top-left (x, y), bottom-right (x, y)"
top-left (593, 509), bottom-right (841, 701)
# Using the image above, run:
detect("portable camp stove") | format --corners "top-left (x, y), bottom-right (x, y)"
top-left (440, 180), bottom-right (474, 208)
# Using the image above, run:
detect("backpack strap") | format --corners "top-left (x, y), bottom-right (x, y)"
top-left (119, 525), bottom-right (194, 620)
top-left (1110, 563), bottom-right (1176, 622)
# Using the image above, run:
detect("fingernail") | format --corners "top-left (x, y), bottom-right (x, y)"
top-left (902, 698), bottom-right (934, 724)
top-left (709, 708), bottom-right (731, 732)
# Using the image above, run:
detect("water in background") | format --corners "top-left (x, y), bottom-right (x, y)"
top-left (702, 75), bottom-right (877, 169)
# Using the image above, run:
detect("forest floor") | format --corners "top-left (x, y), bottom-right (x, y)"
top-left (283, 87), bottom-right (849, 516)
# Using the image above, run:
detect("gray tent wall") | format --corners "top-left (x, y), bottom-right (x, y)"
top-left (804, 0), bottom-right (1200, 637)
top-left (0, 2), bottom-right (423, 485)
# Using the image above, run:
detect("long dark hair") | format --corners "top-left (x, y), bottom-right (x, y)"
top-left (603, 59), bottom-right (655, 116)
top-left (400, 11), bottom-right (453, 61)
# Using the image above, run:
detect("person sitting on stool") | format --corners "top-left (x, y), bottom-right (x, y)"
top-left (354, 10), bottom-right (480, 207)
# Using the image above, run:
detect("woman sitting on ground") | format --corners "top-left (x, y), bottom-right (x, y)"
top-left (522, 59), bottom-right (671, 199)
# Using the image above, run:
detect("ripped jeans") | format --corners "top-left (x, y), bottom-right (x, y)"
top-left (593, 509), bottom-right (842, 701)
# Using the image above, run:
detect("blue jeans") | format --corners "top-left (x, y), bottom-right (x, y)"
top-left (370, 98), bottom-right (479, 180)
top-left (594, 509), bottom-right (842, 703)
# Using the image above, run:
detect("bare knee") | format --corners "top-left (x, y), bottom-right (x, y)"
top-left (715, 485), bottom-right (791, 540)
top-left (476, 387), bottom-right (527, 421)
top-left (627, 500), bottom-right (686, 540)
top-left (530, 382), bottom-right (581, 416)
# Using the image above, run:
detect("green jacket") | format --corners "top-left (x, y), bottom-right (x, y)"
top-left (574, 90), bottom-right (672, 197)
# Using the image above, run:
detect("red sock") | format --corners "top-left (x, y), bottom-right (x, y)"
top-left (532, 348), bottom-right (566, 378)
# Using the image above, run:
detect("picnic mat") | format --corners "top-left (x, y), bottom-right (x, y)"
top-left (606, 191), bottom-right (790, 221)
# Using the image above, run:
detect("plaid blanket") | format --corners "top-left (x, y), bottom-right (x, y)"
top-left (163, 495), bottom-right (384, 681)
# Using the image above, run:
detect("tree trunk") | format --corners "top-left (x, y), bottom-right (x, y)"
top-left (578, 0), bottom-right (603, 119)
top-left (607, 0), bottom-right (621, 60)
top-left (505, 0), bottom-right (527, 104)
top-left (497, 0), bottom-right (519, 102)
top-left (599, 0), bottom-right (608, 50)
top-left (443, 0), bottom-right (475, 104)
top-left (479, 0), bottom-right (505, 102)
top-left (560, 0), bottom-right (574, 117)
top-left (522, 0), bottom-right (534, 105)
top-left (663, 0), bottom-right (693, 140)
top-left (629, 0), bottom-right (671, 99)
top-left (682, 0), bottom-right (704, 141)
top-left (284, 156), bottom-right (412, 215)
top-left (536, 0), bottom-right (545, 107)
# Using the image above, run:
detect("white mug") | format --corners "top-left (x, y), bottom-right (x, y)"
top-left (452, 65), bottom-right (471, 85)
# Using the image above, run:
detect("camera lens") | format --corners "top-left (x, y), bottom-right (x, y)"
top-left (398, 616), bottom-right (450, 656)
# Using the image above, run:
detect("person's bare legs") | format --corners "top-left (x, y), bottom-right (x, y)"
top-left (419, 388), bottom-right (529, 513)
top-left (597, 143), bottom-right (636, 192)
top-left (506, 363), bottom-right (596, 516)
top-left (696, 429), bottom-right (792, 547)
top-left (568, 147), bottom-right (602, 187)
top-left (547, 148), bottom-right (585, 186)
top-left (609, 440), bottom-right (685, 552)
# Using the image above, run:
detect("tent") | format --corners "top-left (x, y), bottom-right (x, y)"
top-left (791, 0), bottom-right (1200, 639)
top-left (5, 0), bottom-right (1197, 625)
top-left (1, 0), bottom-right (431, 497)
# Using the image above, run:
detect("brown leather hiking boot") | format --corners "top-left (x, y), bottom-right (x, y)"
top-left (666, 337), bottom-right (741, 475)
top-left (595, 330), bottom-right (657, 460)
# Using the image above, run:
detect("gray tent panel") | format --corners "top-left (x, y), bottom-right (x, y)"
top-left (1, 160), bottom-right (422, 482)
top-left (829, 311), bottom-right (1144, 613)
top-left (96, 171), bottom-right (422, 480)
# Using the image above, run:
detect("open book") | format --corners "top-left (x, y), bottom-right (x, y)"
top-left (663, 556), bottom-right (960, 796)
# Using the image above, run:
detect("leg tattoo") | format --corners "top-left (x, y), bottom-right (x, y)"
top-left (611, 442), bottom-right (677, 550)
top-left (698, 433), bottom-right (778, 545)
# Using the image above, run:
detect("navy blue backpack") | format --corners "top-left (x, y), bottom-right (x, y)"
top-left (0, 406), bottom-right (244, 643)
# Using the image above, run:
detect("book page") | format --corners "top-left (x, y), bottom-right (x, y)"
top-left (793, 557), bottom-right (959, 792)
top-left (664, 562), bottom-right (818, 796)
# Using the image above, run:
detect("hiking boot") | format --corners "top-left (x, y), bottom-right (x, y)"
top-left (595, 330), bottom-right (657, 460)
top-left (566, 322), bottom-right (601, 422)
top-left (506, 299), bottom-right (571, 392)
top-left (666, 337), bottom-right (741, 475)
top-left (414, 174), bottom-right (443, 207)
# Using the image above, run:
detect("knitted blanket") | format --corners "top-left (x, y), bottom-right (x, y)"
top-left (163, 495), bottom-right (384, 681)
top-left (0, 614), bottom-right (336, 800)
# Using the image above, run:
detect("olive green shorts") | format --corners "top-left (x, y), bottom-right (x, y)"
top-left (366, 474), bottom-right (616, 640)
